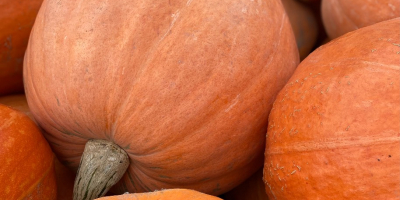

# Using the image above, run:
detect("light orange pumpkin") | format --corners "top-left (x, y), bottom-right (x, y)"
top-left (0, 0), bottom-right (43, 96)
top-left (95, 189), bottom-right (222, 200)
top-left (0, 94), bottom-right (75, 200)
top-left (281, 0), bottom-right (318, 60)
top-left (24, 0), bottom-right (299, 199)
top-left (322, 0), bottom-right (400, 39)
top-left (0, 104), bottom-right (57, 199)
top-left (264, 18), bottom-right (400, 199)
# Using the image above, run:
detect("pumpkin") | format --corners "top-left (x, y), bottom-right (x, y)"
top-left (0, 0), bottom-right (43, 96)
top-left (321, 0), bottom-right (400, 39)
top-left (264, 18), bottom-right (400, 199)
top-left (0, 94), bottom-right (75, 200)
top-left (24, 0), bottom-right (299, 199)
top-left (281, 0), bottom-right (318, 60)
top-left (95, 189), bottom-right (222, 200)
top-left (0, 104), bottom-right (57, 199)
top-left (222, 168), bottom-right (268, 200)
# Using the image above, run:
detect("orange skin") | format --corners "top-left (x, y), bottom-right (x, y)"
top-left (95, 189), bottom-right (222, 200)
top-left (0, 0), bottom-right (43, 95)
top-left (322, 0), bottom-right (400, 39)
top-left (0, 94), bottom-right (75, 200)
top-left (24, 0), bottom-right (299, 196)
top-left (0, 105), bottom-right (57, 199)
top-left (264, 18), bottom-right (400, 199)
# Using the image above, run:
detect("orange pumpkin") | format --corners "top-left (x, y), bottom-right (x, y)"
top-left (95, 189), bottom-right (222, 200)
top-left (264, 18), bottom-right (400, 199)
top-left (0, 0), bottom-right (43, 96)
top-left (222, 168), bottom-right (268, 200)
top-left (24, 0), bottom-right (299, 199)
top-left (0, 104), bottom-right (57, 199)
top-left (281, 0), bottom-right (318, 60)
top-left (0, 94), bottom-right (75, 200)
top-left (322, 0), bottom-right (400, 39)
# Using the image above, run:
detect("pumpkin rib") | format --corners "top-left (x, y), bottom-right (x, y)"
top-left (266, 135), bottom-right (400, 155)
top-left (18, 154), bottom-right (55, 200)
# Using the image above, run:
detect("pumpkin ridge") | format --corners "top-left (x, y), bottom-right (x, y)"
top-left (17, 154), bottom-right (55, 200)
top-left (266, 135), bottom-right (400, 155)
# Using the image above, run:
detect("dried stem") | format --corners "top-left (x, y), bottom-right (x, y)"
top-left (73, 139), bottom-right (129, 200)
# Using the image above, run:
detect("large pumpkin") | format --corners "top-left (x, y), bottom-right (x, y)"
top-left (0, 94), bottom-right (75, 200)
top-left (95, 189), bottom-right (222, 200)
top-left (0, 104), bottom-right (57, 199)
top-left (281, 0), bottom-right (318, 60)
top-left (321, 0), bottom-right (400, 39)
top-left (264, 18), bottom-right (400, 199)
top-left (24, 0), bottom-right (299, 199)
top-left (0, 0), bottom-right (43, 95)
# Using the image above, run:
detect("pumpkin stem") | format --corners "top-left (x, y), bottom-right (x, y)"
top-left (73, 139), bottom-right (129, 200)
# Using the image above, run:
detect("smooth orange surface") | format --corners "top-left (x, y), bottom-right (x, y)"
top-left (96, 189), bottom-right (222, 200)
top-left (0, 105), bottom-right (57, 199)
top-left (24, 0), bottom-right (299, 196)
top-left (0, 0), bottom-right (43, 95)
top-left (222, 169), bottom-right (268, 200)
top-left (281, 0), bottom-right (318, 60)
top-left (0, 94), bottom-right (75, 200)
top-left (264, 18), bottom-right (400, 199)
top-left (322, 0), bottom-right (400, 39)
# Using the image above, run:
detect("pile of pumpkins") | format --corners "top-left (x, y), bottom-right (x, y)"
top-left (1, 0), bottom-right (399, 199)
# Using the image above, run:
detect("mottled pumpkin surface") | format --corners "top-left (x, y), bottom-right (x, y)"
top-left (24, 0), bottom-right (299, 195)
top-left (264, 18), bottom-right (400, 199)
top-left (0, 105), bottom-right (56, 199)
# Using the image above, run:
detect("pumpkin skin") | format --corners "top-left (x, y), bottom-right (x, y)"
top-left (95, 189), bottom-right (222, 200)
top-left (281, 0), bottom-right (318, 60)
top-left (0, 104), bottom-right (57, 199)
top-left (24, 0), bottom-right (299, 196)
top-left (264, 18), bottom-right (400, 199)
top-left (321, 0), bottom-right (400, 39)
top-left (222, 168), bottom-right (268, 200)
top-left (0, 0), bottom-right (43, 96)
top-left (0, 94), bottom-right (75, 200)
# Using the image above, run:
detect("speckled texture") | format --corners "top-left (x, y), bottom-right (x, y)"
top-left (322, 0), bottom-right (400, 39)
top-left (264, 18), bottom-right (400, 199)
top-left (24, 0), bottom-right (299, 196)
top-left (0, 105), bottom-right (57, 199)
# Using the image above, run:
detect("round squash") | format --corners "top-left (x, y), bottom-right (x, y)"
top-left (95, 189), bottom-right (222, 200)
top-left (24, 0), bottom-right (299, 198)
top-left (264, 18), bottom-right (400, 199)
top-left (281, 0), bottom-right (318, 60)
top-left (0, 0), bottom-right (43, 96)
top-left (222, 168), bottom-right (268, 200)
top-left (0, 104), bottom-right (57, 199)
top-left (321, 0), bottom-right (400, 39)
top-left (0, 94), bottom-right (75, 200)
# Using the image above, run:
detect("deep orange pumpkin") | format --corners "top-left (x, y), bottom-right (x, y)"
top-left (0, 104), bottom-right (57, 199)
top-left (0, 94), bottom-right (75, 200)
top-left (222, 168), bottom-right (268, 200)
top-left (264, 18), bottom-right (400, 199)
top-left (95, 189), bottom-right (222, 200)
top-left (24, 0), bottom-right (299, 197)
top-left (281, 0), bottom-right (318, 60)
top-left (321, 0), bottom-right (400, 39)
top-left (0, 0), bottom-right (43, 96)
